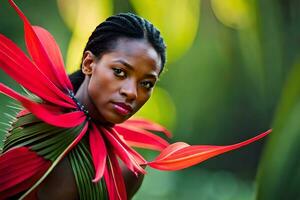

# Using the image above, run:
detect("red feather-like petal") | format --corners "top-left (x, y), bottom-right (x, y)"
top-left (104, 152), bottom-right (127, 200)
top-left (101, 127), bottom-right (146, 175)
top-left (104, 165), bottom-right (115, 200)
top-left (114, 125), bottom-right (169, 151)
top-left (89, 123), bottom-right (107, 182)
top-left (32, 26), bottom-right (73, 90)
top-left (148, 129), bottom-right (272, 170)
top-left (0, 147), bottom-right (51, 199)
top-left (110, 128), bottom-right (147, 165)
top-left (0, 34), bottom-right (75, 108)
top-left (153, 142), bottom-right (190, 161)
top-left (8, 0), bottom-right (72, 92)
top-left (121, 118), bottom-right (172, 138)
top-left (0, 83), bottom-right (85, 128)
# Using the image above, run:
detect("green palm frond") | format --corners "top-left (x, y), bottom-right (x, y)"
top-left (3, 113), bottom-right (84, 162)
top-left (6, 102), bottom-right (23, 111)
top-left (69, 139), bottom-right (108, 200)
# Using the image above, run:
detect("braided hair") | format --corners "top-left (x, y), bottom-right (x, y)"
top-left (69, 13), bottom-right (166, 92)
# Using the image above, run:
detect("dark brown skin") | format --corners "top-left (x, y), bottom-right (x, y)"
top-left (78, 38), bottom-right (161, 124)
top-left (36, 158), bottom-right (144, 200)
top-left (37, 38), bottom-right (161, 199)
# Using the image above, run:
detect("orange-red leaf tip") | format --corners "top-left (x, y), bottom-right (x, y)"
top-left (148, 129), bottom-right (272, 171)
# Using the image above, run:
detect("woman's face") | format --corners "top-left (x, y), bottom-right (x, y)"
top-left (82, 38), bottom-right (161, 124)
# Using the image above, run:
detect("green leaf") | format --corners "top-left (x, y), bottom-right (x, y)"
top-left (69, 139), bottom-right (108, 200)
top-left (256, 62), bottom-right (300, 199)
top-left (3, 113), bottom-right (84, 162)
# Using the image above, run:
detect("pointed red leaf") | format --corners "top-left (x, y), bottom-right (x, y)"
top-left (0, 34), bottom-right (75, 108)
top-left (1, 159), bottom-right (46, 188)
top-left (114, 125), bottom-right (169, 151)
top-left (122, 118), bottom-right (172, 138)
top-left (104, 164), bottom-right (115, 200)
top-left (0, 147), bottom-right (51, 199)
top-left (148, 129), bottom-right (272, 170)
top-left (101, 127), bottom-right (146, 175)
top-left (8, 0), bottom-right (72, 91)
top-left (0, 165), bottom-right (48, 200)
top-left (109, 152), bottom-right (127, 200)
top-left (89, 123), bottom-right (107, 182)
top-left (0, 152), bottom-right (44, 173)
top-left (110, 128), bottom-right (147, 165)
top-left (0, 83), bottom-right (85, 128)
top-left (104, 152), bottom-right (127, 200)
top-left (153, 142), bottom-right (190, 161)
top-left (32, 26), bottom-right (73, 90)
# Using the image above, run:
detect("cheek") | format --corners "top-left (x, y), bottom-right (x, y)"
top-left (87, 69), bottom-right (119, 104)
top-left (88, 75), bottom-right (107, 103)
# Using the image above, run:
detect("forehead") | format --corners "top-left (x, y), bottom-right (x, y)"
top-left (105, 38), bottom-right (162, 74)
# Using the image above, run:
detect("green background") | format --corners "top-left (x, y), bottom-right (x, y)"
top-left (0, 0), bottom-right (299, 199)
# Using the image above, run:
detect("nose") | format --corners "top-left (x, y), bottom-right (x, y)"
top-left (120, 79), bottom-right (137, 101)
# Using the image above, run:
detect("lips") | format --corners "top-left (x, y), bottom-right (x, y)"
top-left (112, 102), bottom-right (133, 116)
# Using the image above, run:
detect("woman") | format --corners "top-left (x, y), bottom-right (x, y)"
top-left (0, 1), bottom-right (271, 200)
top-left (37, 12), bottom-right (166, 200)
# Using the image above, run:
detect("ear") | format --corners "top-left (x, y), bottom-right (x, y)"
top-left (82, 51), bottom-right (96, 75)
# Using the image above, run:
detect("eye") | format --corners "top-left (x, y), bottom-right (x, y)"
top-left (141, 81), bottom-right (154, 90)
top-left (112, 68), bottom-right (126, 77)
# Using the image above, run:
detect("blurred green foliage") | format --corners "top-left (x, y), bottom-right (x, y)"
top-left (0, 0), bottom-right (299, 199)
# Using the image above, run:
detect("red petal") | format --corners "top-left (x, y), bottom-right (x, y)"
top-left (122, 118), bottom-right (172, 138)
top-left (0, 34), bottom-right (75, 108)
top-left (89, 123), bottom-right (107, 182)
top-left (148, 129), bottom-right (272, 170)
top-left (110, 128), bottom-right (147, 166)
top-left (104, 165), bottom-right (115, 200)
top-left (0, 147), bottom-right (51, 199)
top-left (8, 0), bottom-right (72, 91)
top-left (153, 142), bottom-right (190, 161)
top-left (0, 83), bottom-right (85, 128)
top-left (114, 125), bottom-right (169, 151)
top-left (101, 127), bottom-right (146, 175)
top-left (0, 167), bottom-right (47, 200)
top-left (32, 26), bottom-right (73, 90)
top-left (104, 153), bottom-right (127, 200)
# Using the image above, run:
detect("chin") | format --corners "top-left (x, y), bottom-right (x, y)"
top-left (103, 113), bottom-right (131, 125)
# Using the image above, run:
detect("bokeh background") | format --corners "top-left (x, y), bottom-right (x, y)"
top-left (1, 0), bottom-right (299, 199)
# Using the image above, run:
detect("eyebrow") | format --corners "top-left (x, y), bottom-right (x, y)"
top-left (113, 59), bottom-right (159, 80)
top-left (114, 59), bottom-right (134, 70)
